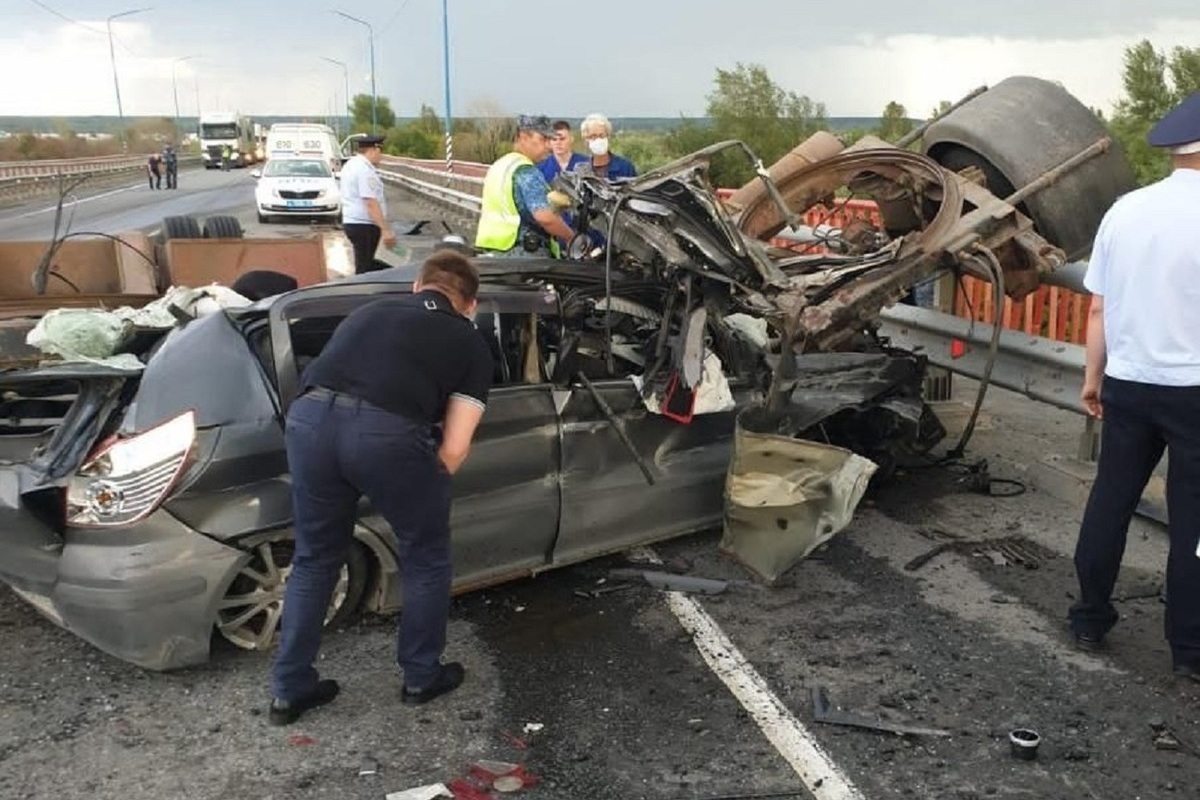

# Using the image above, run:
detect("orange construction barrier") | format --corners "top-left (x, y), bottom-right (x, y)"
top-left (713, 193), bottom-right (1091, 345)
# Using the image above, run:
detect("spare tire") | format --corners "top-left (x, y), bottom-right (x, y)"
top-left (161, 215), bottom-right (202, 240)
top-left (203, 215), bottom-right (245, 239)
top-left (923, 75), bottom-right (1137, 261)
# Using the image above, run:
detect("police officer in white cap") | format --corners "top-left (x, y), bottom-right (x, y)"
top-left (1069, 92), bottom-right (1200, 681)
top-left (340, 133), bottom-right (394, 273)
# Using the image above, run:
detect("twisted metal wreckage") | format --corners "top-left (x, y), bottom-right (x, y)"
top-left (501, 76), bottom-right (1134, 582)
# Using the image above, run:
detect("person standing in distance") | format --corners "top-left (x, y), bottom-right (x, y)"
top-left (268, 249), bottom-right (494, 724)
top-left (163, 144), bottom-right (178, 190)
top-left (1069, 92), bottom-right (1200, 681)
top-left (147, 152), bottom-right (162, 190)
top-left (340, 134), bottom-right (395, 273)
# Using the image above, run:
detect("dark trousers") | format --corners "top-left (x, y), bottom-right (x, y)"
top-left (165, 165), bottom-right (177, 189)
top-left (148, 169), bottom-right (161, 189)
top-left (1070, 376), bottom-right (1200, 666)
top-left (271, 391), bottom-right (452, 702)
top-left (343, 223), bottom-right (383, 273)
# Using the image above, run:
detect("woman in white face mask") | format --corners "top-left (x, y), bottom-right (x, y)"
top-left (580, 113), bottom-right (638, 181)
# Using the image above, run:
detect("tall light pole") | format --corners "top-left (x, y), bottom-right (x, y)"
top-left (441, 0), bottom-right (453, 176)
top-left (333, 10), bottom-right (376, 134)
top-left (320, 56), bottom-right (350, 138)
top-left (106, 7), bottom-right (153, 150)
top-left (172, 55), bottom-right (200, 139)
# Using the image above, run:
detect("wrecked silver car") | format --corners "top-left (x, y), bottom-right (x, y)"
top-left (0, 75), bottom-right (1131, 669)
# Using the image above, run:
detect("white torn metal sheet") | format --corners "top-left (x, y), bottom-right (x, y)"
top-left (384, 784), bottom-right (452, 800)
top-left (721, 421), bottom-right (877, 584)
top-left (633, 351), bottom-right (736, 416)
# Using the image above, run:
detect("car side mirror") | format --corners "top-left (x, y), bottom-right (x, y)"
top-left (250, 169), bottom-right (261, 179)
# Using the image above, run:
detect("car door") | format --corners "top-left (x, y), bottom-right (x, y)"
top-left (267, 281), bottom-right (561, 590)
top-left (551, 375), bottom-right (740, 567)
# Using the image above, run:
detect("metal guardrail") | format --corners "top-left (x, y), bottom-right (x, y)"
top-left (0, 155), bottom-right (150, 179)
top-left (877, 304), bottom-right (1085, 414)
top-left (381, 156), bottom-right (489, 180)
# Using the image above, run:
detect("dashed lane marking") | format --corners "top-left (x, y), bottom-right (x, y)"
top-left (632, 547), bottom-right (863, 800)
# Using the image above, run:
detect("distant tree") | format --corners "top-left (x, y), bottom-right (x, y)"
top-left (457, 99), bottom-right (515, 163)
top-left (350, 93), bottom-right (396, 132)
top-left (930, 100), bottom-right (953, 118)
top-left (1110, 40), bottom-right (1200, 185)
top-left (664, 117), bottom-right (721, 158)
top-left (876, 101), bottom-right (913, 142)
top-left (414, 104), bottom-right (443, 137)
top-left (384, 126), bottom-right (438, 159)
top-left (666, 63), bottom-right (826, 186)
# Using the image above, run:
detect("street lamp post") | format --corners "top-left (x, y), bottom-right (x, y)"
top-left (441, 0), bottom-right (453, 176)
top-left (333, 10), bottom-right (376, 134)
top-left (173, 55), bottom-right (200, 139)
top-left (106, 7), bottom-right (153, 151)
top-left (320, 56), bottom-right (350, 138)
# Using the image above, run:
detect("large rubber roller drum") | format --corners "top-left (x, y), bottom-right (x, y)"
top-left (923, 75), bottom-right (1136, 260)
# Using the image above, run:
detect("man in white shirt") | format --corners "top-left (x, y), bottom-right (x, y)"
top-left (1070, 92), bottom-right (1200, 682)
top-left (340, 134), bottom-right (395, 273)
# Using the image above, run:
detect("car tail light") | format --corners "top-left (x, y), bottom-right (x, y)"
top-left (66, 411), bottom-right (197, 528)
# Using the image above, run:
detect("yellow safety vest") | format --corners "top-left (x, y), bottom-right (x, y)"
top-left (475, 152), bottom-right (533, 251)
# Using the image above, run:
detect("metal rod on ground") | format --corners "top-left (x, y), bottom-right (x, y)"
top-left (895, 85), bottom-right (988, 149)
top-left (576, 371), bottom-right (656, 485)
top-left (1004, 137), bottom-right (1111, 207)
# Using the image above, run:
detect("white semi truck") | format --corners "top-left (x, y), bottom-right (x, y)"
top-left (199, 112), bottom-right (257, 169)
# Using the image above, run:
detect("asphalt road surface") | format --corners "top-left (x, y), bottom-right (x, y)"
top-left (0, 166), bottom-right (256, 242)
top-left (0, 187), bottom-right (1198, 800)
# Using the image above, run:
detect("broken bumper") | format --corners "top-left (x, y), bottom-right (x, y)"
top-left (0, 504), bottom-right (247, 671)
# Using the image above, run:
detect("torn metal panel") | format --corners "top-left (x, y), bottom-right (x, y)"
top-left (720, 410), bottom-right (878, 585)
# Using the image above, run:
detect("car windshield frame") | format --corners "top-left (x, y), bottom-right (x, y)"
top-left (262, 159), bottom-right (332, 178)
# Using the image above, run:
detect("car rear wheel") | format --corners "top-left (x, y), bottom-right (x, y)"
top-left (216, 531), bottom-right (370, 651)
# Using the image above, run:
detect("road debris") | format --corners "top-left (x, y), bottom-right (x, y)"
top-left (810, 687), bottom-right (951, 737)
top-left (904, 535), bottom-right (1045, 571)
top-left (607, 568), bottom-right (752, 595)
top-left (358, 756), bottom-right (379, 776)
top-left (384, 785), bottom-right (453, 800)
top-left (1009, 728), bottom-right (1041, 760)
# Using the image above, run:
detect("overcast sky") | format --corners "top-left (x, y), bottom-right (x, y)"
top-left (6, 1), bottom-right (1200, 121)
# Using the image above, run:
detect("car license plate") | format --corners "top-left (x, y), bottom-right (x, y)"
top-left (285, 199), bottom-right (314, 208)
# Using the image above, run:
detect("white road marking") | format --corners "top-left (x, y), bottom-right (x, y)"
top-left (632, 547), bottom-right (863, 800)
top-left (7, 182), bottom-right (143, 220)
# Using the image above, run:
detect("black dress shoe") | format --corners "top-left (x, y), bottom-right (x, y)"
top-left (1173, 663), bottom-right (1200, 683)
top-left (269, 679), bottom-right (340, 726)
top-left (402, 662), bottom-right (465, 705)
top-left (1073, 631), bottom-right (1105, 652)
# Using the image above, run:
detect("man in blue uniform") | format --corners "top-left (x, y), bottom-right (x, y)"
top-left (538, 120), bottom-right (587, 182)
top-left (268, 249), bottom-right (495, 723)
top-left (1069, 92), bottom-right (1200, 681)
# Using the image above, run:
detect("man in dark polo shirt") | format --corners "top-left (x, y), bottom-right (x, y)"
top-left (268, 249), bottom-right (494, 724)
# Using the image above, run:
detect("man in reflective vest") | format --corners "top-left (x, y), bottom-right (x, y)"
top-left (475, 114), bottom-right (574, 257)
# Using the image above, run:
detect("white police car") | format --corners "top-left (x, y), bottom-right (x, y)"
top-left (253, 158), bottom-right (341, 223)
